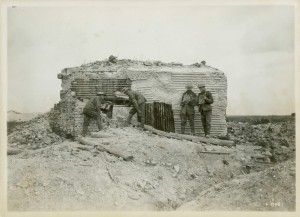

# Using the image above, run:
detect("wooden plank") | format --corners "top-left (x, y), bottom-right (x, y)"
top-left (160, 103), bottom-right (163, 131)
top-left (77, 136), bottom-right (133, 161)
top-left (90, 132), bottom-right (115, 138)
top-left (150, 103), bottom-right (154, 127)
top-left (144, 125), bottom-right (234, 146)
top-left (165, 103), bottom-right (169, 132)
top-left (197, 151), bottom-right (231, 155)
top-left (153, 102), bottom-right (158, 129)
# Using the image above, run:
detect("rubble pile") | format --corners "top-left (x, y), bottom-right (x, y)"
top-left (227, 120), bottom-right (295, 162)
top-left (6, 127), bottom-right (248, 211)
top-left (7, 125), bottom-right (295, 211)
top-left (49, 98), bottom-right (78, 138)
top-left (79, 58), bottom-right (208, 70)
top-left (178, 159), bottom-right (295, 211)
top-left (8, 114), bottom-right (63, 150)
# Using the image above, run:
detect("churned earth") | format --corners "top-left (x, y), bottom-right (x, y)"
top-left (7, 114), bottom-right (296, 211)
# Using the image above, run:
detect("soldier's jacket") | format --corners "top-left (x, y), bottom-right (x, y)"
top-left (180, 90), bottom-right (197, 114)
top-left (197, 91), bottom-right (213, 112)
top-left (83, 96), bottom-right (104, 113)
top-left (127, 90), bottom-right (147, 105)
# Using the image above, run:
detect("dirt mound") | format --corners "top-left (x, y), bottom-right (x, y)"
top-left (7, 115), bottom-right (295, 211)
top-left (8, 113), bottom-right (63, 150)
top-left (8, 126), bottom-right (254, 211)
top-left (178, 160), bottom-right (295, 211)
top-left (227, 121), bottom-right (295, 162)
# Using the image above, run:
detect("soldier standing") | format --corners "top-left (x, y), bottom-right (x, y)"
top-left (197, 84), bottom-right (214, 137)
top-left (121, 87), bottom-right (147, 128)
top-left (82, 92), bottom-right (105, 137)
top-left (180, 84), bottom-right (197, 135)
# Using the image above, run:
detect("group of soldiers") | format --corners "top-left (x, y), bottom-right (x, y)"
top-left (81, 87), bottom-right (146, 137)
top-left (180, 83), bottom-right (213, 137)
top-left (81, 84), bottom-right (213, 138)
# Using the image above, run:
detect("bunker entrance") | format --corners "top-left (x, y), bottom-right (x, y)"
top-left (70, 78), bottom-right (132, 105)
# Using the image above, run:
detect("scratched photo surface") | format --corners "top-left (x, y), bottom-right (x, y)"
top-left (6, 2), bottom-right (295, 212)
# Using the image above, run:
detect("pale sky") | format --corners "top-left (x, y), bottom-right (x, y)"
top-left (7, 3), bottom-right (295, 115)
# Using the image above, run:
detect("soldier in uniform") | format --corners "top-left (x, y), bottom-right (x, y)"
top-left (180, 84), bottom-right (197, 135)
top-left (197, 84), bottom-right (214, 137)
top-left (82, 91), bottom-right (106, 137)
top-left (121, 87), bottom-right (147, 128)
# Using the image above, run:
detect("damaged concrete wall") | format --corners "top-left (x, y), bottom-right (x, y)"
top-left (49, 59), bottom-right (228, 137)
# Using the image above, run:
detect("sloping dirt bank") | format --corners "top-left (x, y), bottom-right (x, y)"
top-left (178, 159), bottom-right (295, 211)
top-left (7, 118), bottom-right (295, 211)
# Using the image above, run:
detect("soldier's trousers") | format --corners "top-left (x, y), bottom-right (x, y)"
top-left (200, 111), bottom-right (212, 136)
top-left (180, 113), bottom-right (195, 134)
top-left (129, 102), bottom-right (145, 127)
top-left (82, 109), bottom-right (102, 136)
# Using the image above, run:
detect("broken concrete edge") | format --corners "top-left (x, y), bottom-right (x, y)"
top-left (143, 125), bottom-right (234, 147)
top-left (58, 58), bottom-right (224, 78)
top-left (66, 58), bottom-right (215, 69)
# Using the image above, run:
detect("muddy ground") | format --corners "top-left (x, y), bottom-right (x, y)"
top-left (7, 114), bottom-right (295, 211)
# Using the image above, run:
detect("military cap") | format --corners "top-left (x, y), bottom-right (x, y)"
top-left (198, 84), bottom-right (205, 88)
top-left (185, 84), bottom-right (193, 90)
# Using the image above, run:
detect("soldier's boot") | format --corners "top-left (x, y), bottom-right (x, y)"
top-left (140, 120), bottom-right (145, 128)
top-left (126, 114), bottom-right (133, 126)
top-left (82, 115), bottom-right (89, 137)
top-left (203, 126), bottom-right (207, 137)
top-left (191, 126), bottom-right (195, 136)
top-left (206, 125), bottom-right (211, 138)
top-left (181, 126), bottom-right (185, 134)
top-left (140, 114), bottom-right (145, 128)
top-left (82, 125), bottom-right (88, 137)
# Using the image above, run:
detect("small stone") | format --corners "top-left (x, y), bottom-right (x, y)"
top-left (128, 192), bottom-right (141, 200)
top-left (179, 194), bottom-right (186, 200)
top-left (174, 165), bottom-right (180, 173)
top-left (222, 159), bottom-right (229, 165)
top-left (214, 185), bottom-right (221, 191)
top-left (263, 151), bottom-right (272, 156)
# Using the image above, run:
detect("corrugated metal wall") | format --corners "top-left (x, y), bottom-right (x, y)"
top-left (66, 71), bottom-right (227, 137)
top-left (134, 72), bottom-right (227, 137)
top-left (70, 78), bottom-right (131, 99)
